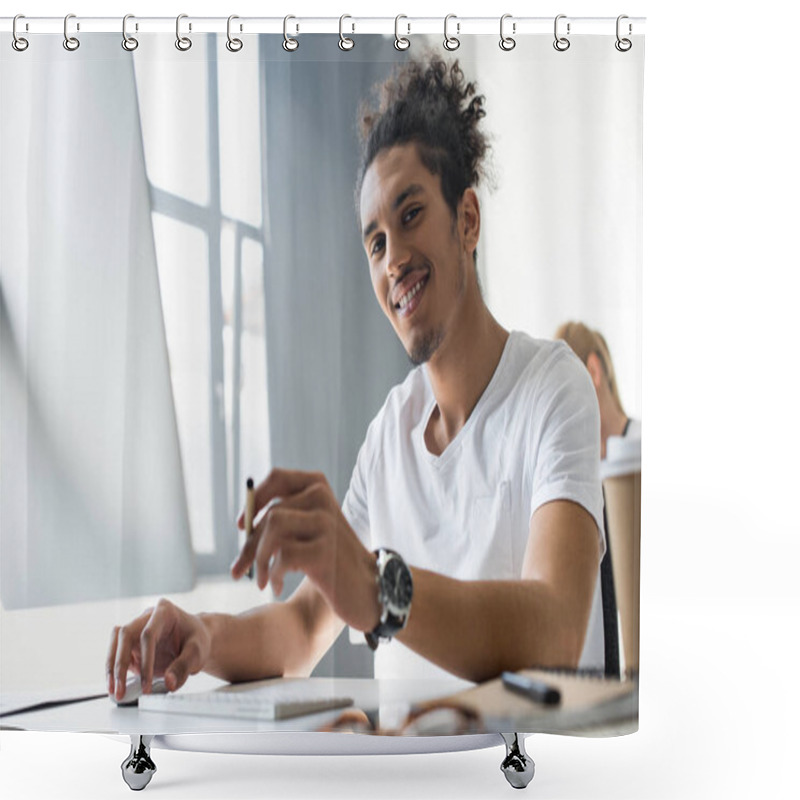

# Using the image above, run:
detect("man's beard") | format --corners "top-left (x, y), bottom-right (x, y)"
top-left (408, 326), bottom-right (445, 366)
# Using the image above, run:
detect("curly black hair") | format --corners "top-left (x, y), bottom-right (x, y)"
top-left (355, 54), bottom-right (490, 222)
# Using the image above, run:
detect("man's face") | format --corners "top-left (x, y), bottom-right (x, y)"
top-left (359, 144), bottom-right (477, 366)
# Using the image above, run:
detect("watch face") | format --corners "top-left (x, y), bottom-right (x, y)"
top-left (383, 556), bottom-right (413, 610)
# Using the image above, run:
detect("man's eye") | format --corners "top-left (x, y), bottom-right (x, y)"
top-left (403, 207), bottom-right (421, 224)
top-left (370, 236), bottom-right (385, 256)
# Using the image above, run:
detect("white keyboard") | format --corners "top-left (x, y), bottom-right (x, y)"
top-left (139, 679), bottom-right (353, 721)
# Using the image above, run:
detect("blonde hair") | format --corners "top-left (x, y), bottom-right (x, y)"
top-left (554, 321), bottom-right (624, 413)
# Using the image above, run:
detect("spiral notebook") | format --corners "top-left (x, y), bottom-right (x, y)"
top-left (414, 670), bottom-right (638, 735)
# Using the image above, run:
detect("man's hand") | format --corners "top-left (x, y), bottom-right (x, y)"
top-left (233, 469), bottom-right (380, 634)
top-left (106, 598), bottom-right (211, 700)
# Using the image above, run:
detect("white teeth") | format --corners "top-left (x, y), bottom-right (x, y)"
top-left (398, 278), bottom-right (425, 310)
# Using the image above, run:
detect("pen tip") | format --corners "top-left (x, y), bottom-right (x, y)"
top-left (246, 477), bottom-right (254, 489)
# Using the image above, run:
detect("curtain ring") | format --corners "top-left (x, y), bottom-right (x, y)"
top-left (12, 14), bottom-right (29, 52)
top-left (175, 14), bottom-right (192, 51)
top-left (63, 13), bottom-right (80, 51)
top-left (499, 14), bottom-right (516, 51)
top-left (615, 15), bottom-right (632, 52)
top-left (443, 14), bottom-right (460, 51)
top-left (226, 15), bottom-right (243, 52)
top-left (122, 14), bottom-right (139, 52)
top-left (553, 14), bottom-right (570, 52)
top-left (338, 14), bottom-right (355, 51)
top-left (394, 15), bottom-right (410, 51)
top-left (283, 15), bottom-right (299, 51)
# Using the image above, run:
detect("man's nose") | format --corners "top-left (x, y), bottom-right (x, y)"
top-left (385, 237), bottom-right (411, 277)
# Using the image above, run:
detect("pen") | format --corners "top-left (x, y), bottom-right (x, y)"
top-left (501, 672), bottom-right (561, 706)
top-left (245, 477), bottom-right (255, 580)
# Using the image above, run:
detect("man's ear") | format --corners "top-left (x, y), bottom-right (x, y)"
top-left (585, 352), bottom-right (605, 390)
top-left (459, 188), bottom-right (481, 254)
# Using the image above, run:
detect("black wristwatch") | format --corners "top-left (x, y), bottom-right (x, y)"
top-left (365, 548), bottom-right (413, 651)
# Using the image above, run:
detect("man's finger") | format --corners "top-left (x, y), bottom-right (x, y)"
top-left (230, 513), bottom-right (266, 580)
top-left (112, 606), bottom-right (155, 699)
top-left (233, 503), bottom-right (322, 583)
top-left (267, 538), bottom-right (318, 597)
top-left (139, 600), bottom-right (172, 693)
top-left (251, 508), bottom-right (325, 591)
top-left (113, 622), bottom-right (140, 700)
top-left (106, 626), bottom-right (120, 695)
top-left (252, 469), bottom-right (327, 518)
top-left (164, 638), bottom-right (203, 692)
top-left (268, 548), bottom-right (284, 596)
top-left (237, 470), bottom-right (330, 530)
top-left (239, 482), bottom-right (330, 530)
top-left (233, 499), bottom-right (284, 580)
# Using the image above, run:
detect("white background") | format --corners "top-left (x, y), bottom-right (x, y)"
top-left (2, 1), bottom-right (798, 799)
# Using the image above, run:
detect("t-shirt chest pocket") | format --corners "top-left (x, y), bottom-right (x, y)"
top-left (463, 481), bottom-right (515, 580)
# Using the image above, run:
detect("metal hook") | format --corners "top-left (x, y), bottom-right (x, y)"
top-left (339, 14), bottom-right (354, 51)
top-left (12, 14), bottom-right (29, 52)
top-left (175, 14), bottom-right (192, 51)
top-left (63, 13), bottom-right (80, 51)
top-left (394, 14), bottom-right (410, 51)
top-left (615, 15), bottom-right (632, 52)
top-left (283, 15), bottom-right (299, 52)
top-left (122, 14), bottom-right (138, 52)
top-left (444, 14), bottom-right (460, 51)
top-left (226, 15), bottom-right (243, 52)
top-left (553, 14), bottom-right (570, 52)
top-left (499, 14), bottom-right (516, 51)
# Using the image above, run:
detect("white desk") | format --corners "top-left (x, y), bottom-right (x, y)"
top-left (1, 677), bottom-right (512, 789)
top-left (1, 675), bottom-right (633, 791)
top-left (1, 677), bottom-right (482, 736)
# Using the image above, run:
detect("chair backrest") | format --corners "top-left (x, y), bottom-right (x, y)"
top-left (599, 514), bottom-right (621, 678)
top-left (602, 438), bottom-right (641, 678)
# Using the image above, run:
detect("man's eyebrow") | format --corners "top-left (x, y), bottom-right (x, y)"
top-left (362, 183), bottom-right (425, 242)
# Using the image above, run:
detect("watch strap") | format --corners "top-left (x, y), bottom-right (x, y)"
top-left (365, 548), bottom-right (411, 650)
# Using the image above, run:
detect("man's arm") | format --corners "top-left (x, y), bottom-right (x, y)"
top-left (395, 499), bottom-right (601, 683)
top-left (200, 578), bottom-right (345, 683)
top-left (227, 469), bottom-right (600, 686)
top-left (107, 577), bottom-right (344, 699)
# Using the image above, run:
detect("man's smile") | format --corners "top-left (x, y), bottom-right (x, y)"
top-left (392, 271), bottom-right (430, 319)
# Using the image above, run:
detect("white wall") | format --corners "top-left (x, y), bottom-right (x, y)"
top-left (475, 35), bottom-right (642, 417)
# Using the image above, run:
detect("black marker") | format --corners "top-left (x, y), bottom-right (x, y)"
top-left (501, 672), bottom-right (561, 706)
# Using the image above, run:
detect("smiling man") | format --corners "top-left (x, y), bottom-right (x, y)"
top-left (107, 56), bottom-right (606, 699)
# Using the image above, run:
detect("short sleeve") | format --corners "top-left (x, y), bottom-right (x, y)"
top-left (529, 349), bottom-right (606, 557)
top-left (341, 438), bottom-right (372, 550)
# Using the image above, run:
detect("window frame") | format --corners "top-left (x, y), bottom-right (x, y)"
top-left (144, 41), bottom-right (270, 576)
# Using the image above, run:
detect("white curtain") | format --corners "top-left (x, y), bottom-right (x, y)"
top-left (0, 29), bottom-right (642, 688)
top-left (0, 35), bottom-right (195, 609)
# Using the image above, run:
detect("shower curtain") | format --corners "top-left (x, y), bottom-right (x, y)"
top-left (0, 18), bottom-right (644, 750)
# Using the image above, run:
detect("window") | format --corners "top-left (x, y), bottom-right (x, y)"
top-left (133, 37), bottom-right (270, 574)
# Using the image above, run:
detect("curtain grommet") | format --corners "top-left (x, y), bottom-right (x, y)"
top-left (175, 14), bottom-right (192, 51)
top-left (553, 14), bottom-right (570, 52)
top-left (122, 14), bottom-right (138, 52)
top-left (499, 14), bottom-right (516, 51)
top-left (63, 14), bottom-right (80, 51)
top-left (615, 15), bottom-right (632, 52)
top-left (394, 15), bottom-right (410, 51)
top-left (226, 15), bottom-right (243, 52)
top-left (283, 15), bottom-right (299, 52)
top-left (12, 14), bottom-right (29, 51)
top-left (443, 14), bottom-right (460, 51)
top-left (338, 14), bottom-right (355, 51)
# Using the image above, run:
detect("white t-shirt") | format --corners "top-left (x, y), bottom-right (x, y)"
top-left (341, 331), bottom-right (606, 680)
